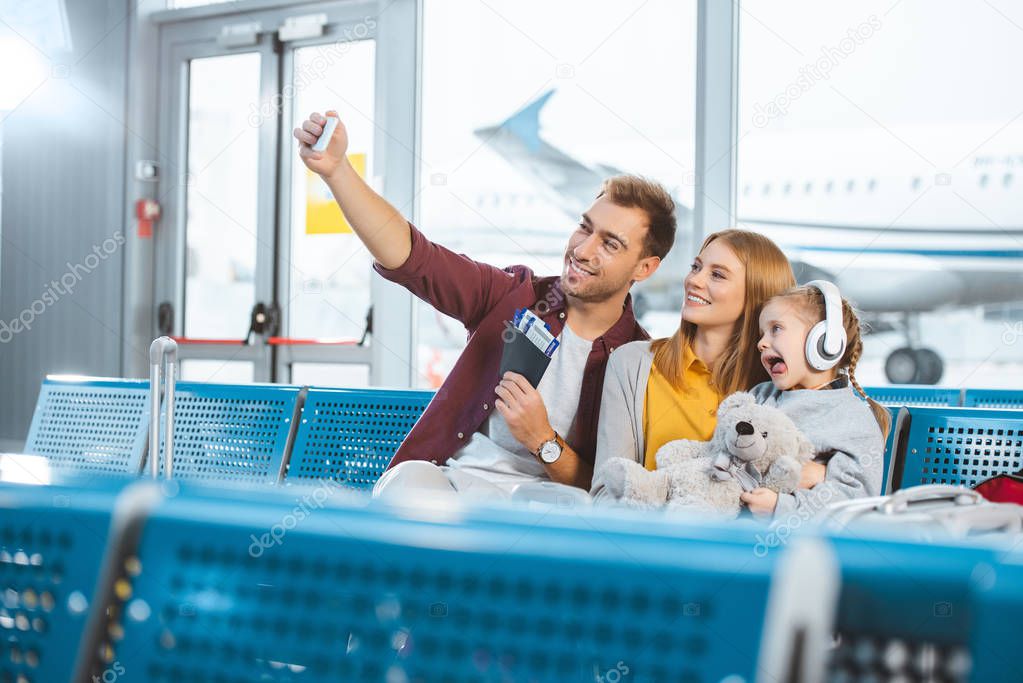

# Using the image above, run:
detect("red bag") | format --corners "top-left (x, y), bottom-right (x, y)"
top-left (974, 474), bottom-right (1023, 505)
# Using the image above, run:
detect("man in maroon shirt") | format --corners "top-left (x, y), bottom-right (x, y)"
top-left (295, 111), bottom-right (676, 494)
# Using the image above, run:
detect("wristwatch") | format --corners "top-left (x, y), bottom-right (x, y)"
top-left (535, 433), bottom-right (563, 464)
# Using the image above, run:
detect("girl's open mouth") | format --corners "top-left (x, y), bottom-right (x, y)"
top-left (764, 354), bottom-right (787, 376)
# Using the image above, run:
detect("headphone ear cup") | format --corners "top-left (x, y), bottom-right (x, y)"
top-left (805, 321), bottom-right (834, 371)
top-left (805, 320), bottom-right (847, 371)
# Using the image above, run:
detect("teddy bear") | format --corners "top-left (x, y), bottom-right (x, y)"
top-left (596, 392), bottom-right (815, 517)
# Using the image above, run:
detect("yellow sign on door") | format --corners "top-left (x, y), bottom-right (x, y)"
top-left (305, 153), bottom-right (366, 234)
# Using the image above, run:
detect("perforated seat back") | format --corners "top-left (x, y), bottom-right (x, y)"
top-left (285, 387), bottom-right (434, 489)
top-left (107, 496), bottom-right (781, 682)
top-left (0, 483), bottom-right (121, 682)
top-left (893, 407), bottom-right (1023, 490)
top-left (24, 377), bottom-right (150, 475)
top-left (962, 389), bottom-right (1023, 409)
top-left (826, 534), bottom-right (991, 683)
top-left (154, 382), bottom-right (302, 484)
top-left (863, 389), bottom-right (961, 494)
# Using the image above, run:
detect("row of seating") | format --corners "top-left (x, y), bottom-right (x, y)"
top-left (1, 476), bottom-right (1018, 682)
top-left (887, 406), bottom-right (1023, 494)
top-left (864, 385), bottom-right (1023, 409)
top-left (24, 376), bottom-right (433, 490)
top-left (22, 376), bottom-right (1023, 497)
top-left (864, 387), bottom-right (1023, 494)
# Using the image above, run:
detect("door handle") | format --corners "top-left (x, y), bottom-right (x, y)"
top-left (246, 301), bottom-right (281, 343)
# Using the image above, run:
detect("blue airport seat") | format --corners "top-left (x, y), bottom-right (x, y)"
top-left (962, 388), bottom-right (1023, 409)
top-left (24, 376), bottom-right (151, 476)
top-left (889, 406), bottom-right (1023, 491)
top-left (285, 387), bottom-right (434, 489)
top-left (969, 547), bottom-right (1023, 682)
top-left (0, 479), bottom-right (151, 682)
top-left (863, 389), bottom-right (961, 493)
top-left (826, 531), bottom-right (999, 682)
top-left (5, 475), bottom-right (1020, 682)
top-left (104, 491), bottom-right (812, 682)
top-left (151, 382), bottom-right (303, 484)
top-left (864, 385), bottom-right (962, 407)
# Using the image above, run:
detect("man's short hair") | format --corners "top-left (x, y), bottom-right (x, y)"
top-left (596, 175), bottom-right (677, 259)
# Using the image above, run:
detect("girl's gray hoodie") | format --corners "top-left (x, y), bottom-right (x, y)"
top-left (748, 377), bottom-right (884, 517)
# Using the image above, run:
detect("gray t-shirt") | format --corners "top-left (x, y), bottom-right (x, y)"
top-left (446, 322), bottom-right (592, 489)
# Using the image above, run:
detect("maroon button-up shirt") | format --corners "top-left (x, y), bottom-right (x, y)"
top-left (374, 223), bottom-right (649, 470)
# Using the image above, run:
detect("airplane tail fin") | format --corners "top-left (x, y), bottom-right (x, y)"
top-left (474, 89), bottom-right (556, 152)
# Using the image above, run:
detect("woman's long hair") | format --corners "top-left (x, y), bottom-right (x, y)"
top-left (650, 229), bottom-right (796, 395)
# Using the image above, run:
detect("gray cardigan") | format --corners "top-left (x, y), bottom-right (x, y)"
top-left (590, 341), bottom-right (655, 502)
top-left (589, 341), bottom-right (884, 516)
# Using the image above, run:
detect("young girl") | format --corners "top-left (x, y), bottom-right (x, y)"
top-left (740, 281), bottom-right (890, 518)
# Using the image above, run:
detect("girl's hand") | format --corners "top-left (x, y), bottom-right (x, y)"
top-left (799, 461), bottom-right (827, 489)
top-left (740, 488), bottom-right (778, 517)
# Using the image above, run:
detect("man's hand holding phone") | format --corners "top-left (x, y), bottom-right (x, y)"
top-left (294, 110), bottom-right (348, 180)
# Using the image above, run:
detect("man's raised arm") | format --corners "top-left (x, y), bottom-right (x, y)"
top-left (294, 111), bottom-right (411, 270)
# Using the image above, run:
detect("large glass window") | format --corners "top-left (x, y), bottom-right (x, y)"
top-left (416, 0), bottom-right (698, 387)
top-left (738, 0), bottom-right (1023, 386)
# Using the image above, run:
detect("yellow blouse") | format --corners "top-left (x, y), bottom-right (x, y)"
top-left (642, 343), bottom-right (722, 470)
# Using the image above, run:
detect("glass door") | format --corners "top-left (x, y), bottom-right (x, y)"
top-left (155, 2), bottom-right (417, 386)
top-left (273, 22), bottom-right (378, 385)
top-left (156, 21), bottom-right (279, 382)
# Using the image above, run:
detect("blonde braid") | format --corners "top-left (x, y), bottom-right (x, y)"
top-left (846, 337), bottom-right (868, 399)
top-left (840, 298), bottom-right (891, 440)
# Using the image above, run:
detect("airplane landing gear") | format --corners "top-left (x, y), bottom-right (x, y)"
top-left (882, 313), bottom-right (944, 385)
top-left (884, 347), bottom-right (944, 385)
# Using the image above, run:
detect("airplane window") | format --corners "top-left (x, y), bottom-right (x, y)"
top-left (783, 182), bottom-right (793, 194)
top-left (737, 0), bottom-right (1023, 388)
top-left (416, 0), bottom-right (697, 388)
top-left (804, 182), bottom-right (813, 193)
top-left (762, 183), bottom-right (772, 195)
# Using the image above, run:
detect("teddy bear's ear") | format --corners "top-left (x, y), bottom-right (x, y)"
top-left (717, 391), bottom-right (756, 415)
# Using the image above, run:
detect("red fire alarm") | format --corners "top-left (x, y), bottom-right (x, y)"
top-left (135, 198), bottom-right (161, 238)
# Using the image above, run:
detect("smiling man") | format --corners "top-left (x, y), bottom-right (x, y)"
top-left (294, 111), bottom-right (676, 497)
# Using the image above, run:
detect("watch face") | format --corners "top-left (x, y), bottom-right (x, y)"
top-left (540, 440), bottom-right (561, 464)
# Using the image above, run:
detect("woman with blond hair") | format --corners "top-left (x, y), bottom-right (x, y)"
top-left (590, 228), bottom-right (815, 500)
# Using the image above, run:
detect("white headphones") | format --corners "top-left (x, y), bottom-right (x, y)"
top-left (804, 280), bottom-right (847, 371)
